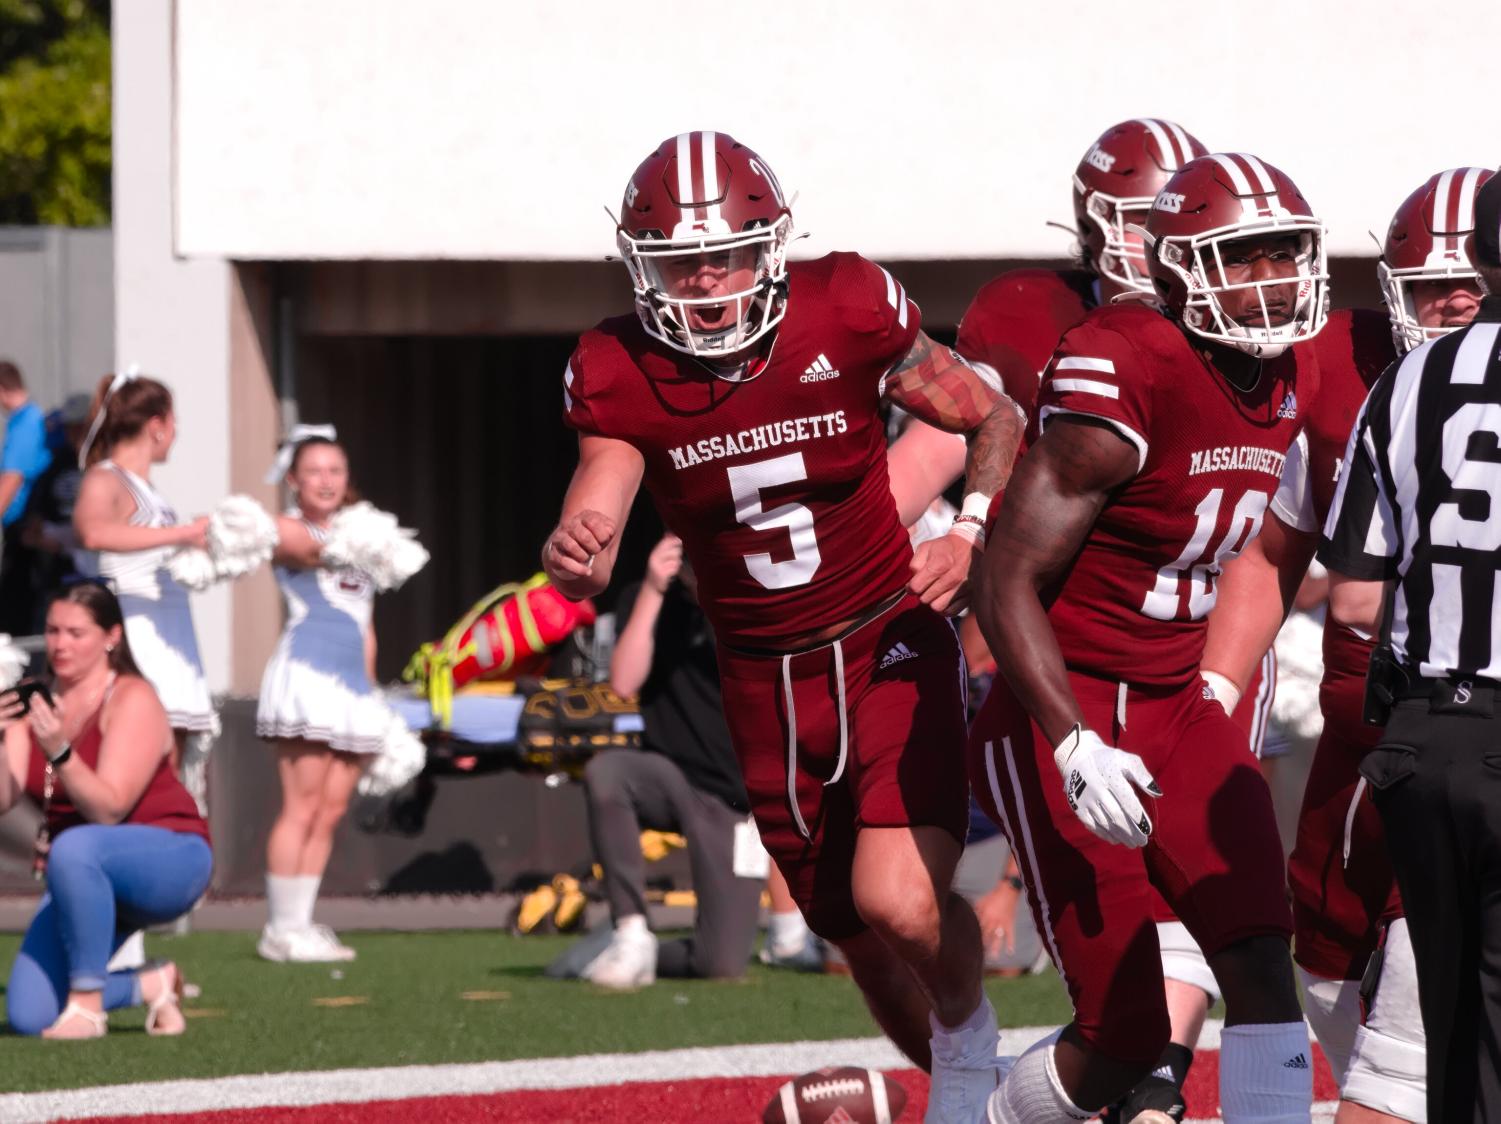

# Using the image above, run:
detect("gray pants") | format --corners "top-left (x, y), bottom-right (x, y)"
top-left (583, 749), bottom-right (762, 979)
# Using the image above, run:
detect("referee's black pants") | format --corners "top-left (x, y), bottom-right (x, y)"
top-left (1362, 690), bottom-right (1501, 1123)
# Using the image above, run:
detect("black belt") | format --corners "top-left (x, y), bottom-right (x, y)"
top-left (1392, 674), bottom-right (1499, 715)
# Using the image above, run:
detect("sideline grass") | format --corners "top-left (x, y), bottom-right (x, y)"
top-left (0, 930), bottom-right (1070, 1094)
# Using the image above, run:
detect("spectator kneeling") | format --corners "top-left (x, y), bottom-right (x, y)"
top-left (2, 582), bottom-right (212, 1038)
top-left (579, 534), bottom-right (763, 989)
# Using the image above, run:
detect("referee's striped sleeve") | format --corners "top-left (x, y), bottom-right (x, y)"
top-left (1319, 372), bottom-right (1401, 581)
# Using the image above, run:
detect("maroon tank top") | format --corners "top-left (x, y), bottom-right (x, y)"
top-left (24, 690), bottom-right (210, 843)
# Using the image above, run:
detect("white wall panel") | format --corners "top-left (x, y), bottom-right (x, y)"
top-left (173, 0), bottom-right (1501, 261)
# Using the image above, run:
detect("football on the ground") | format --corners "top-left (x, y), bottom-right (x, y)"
top-left (762, 1066), bottom-right (908, 1123)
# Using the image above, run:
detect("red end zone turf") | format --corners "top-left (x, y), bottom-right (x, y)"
top-left (66, 1047), bottom-right (1338, 1123)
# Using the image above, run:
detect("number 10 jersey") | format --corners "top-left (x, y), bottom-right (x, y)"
top-left (1035, 303), bottom-right (1318, 687)
top-left (562, 252), bottom-right (920, 650)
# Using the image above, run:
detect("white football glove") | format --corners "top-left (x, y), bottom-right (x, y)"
top-left (1053, 725), bottom-right (1160, 849)
top-left (1200, 670), bottom-right (1241, 717)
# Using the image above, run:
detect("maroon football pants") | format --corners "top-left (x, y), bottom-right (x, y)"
top-left (969, 670), bottom-right (1291, 1065)
top-left (717, 595), bottom-right (970, 941)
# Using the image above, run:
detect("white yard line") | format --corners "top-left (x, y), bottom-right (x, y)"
top-left (0, 1021), bottom-right (1332, 1123)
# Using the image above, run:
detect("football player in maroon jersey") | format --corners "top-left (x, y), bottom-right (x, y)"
top-left (889, 119), bottom-right (1279, 1124)
top-left (972, 153), bottom-right (1328, 1124)
top-left (1201, 166), bottom-right (1494, 1124)
top-left (542, 132), bottom-right (1025, 1123)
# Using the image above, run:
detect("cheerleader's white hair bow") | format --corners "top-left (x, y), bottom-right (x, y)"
top-left (264, 423), bottom-right (338, 484)
top-left (77, 362), bottom-right (141, 469)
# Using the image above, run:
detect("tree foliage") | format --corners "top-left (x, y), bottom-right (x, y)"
top-left (0, 0), bottom-right (111, 226)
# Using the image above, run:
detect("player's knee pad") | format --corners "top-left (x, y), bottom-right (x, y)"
top-left (1295, 966), bottom-right (1360, 1086)
top-left (1344, 919), bottom-right (1426, 1121)
top-left (1157, 920), bottom-right (1222, 1004)
top-left (990, 1030), bottom-right (1093, 1122)
top-left (1343, 1027), bottom-right (1426, 1122)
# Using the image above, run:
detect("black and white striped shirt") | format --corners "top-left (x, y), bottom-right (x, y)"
top-left (1320, 295), bottom-right (1501, 680)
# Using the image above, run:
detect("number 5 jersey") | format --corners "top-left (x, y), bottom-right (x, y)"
top-left (1033, 302), bottom-right (1318, 687)
top-left (562, 252), bottom-right (921, 649)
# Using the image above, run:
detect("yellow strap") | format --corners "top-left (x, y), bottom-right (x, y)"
top-left (404, 572), bottom-right (566, 728)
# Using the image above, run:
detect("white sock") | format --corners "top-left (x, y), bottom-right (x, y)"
top-left (767, 909), bottom-right (809, 956)
top-left (266, 874), bottom-right (301, 933)
top-left (988, 1031), bottom-right (1091, 1123)
top-left (1219, 1022), bottom-right (1313, 1124)
top-left (616, 913), bottom-right (649, 937)
top-left (291, 874), bottom-right (321, 929)
top-left (930, 992), bottom-right (998, 1061)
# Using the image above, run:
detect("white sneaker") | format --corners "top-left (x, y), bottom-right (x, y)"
top-left (297, 924), bottom-right (358, 962)
top-left (583, 926), bottom-right (657, 989)
top-left (928, 1019), bottom-right (1006, 1124)
top-left (257, 924), bottom-right (295, 962)
top-left (257, 924), bottom-right (357, 963)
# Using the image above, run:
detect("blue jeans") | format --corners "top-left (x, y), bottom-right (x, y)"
top-left (6, 824), bottom-right (213, 1035)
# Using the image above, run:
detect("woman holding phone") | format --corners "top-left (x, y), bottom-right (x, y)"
top-left (1, 583), bottom-right (211, 1038)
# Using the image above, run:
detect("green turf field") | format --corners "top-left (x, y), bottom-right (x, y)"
top-left (0, 930), bottom-right (1071, 1095)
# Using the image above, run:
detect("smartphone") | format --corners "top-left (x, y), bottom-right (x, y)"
top-left (5, 678), bottom-right (53, 715)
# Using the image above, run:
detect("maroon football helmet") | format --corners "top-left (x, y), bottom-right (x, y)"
top-left (1146, 153), bottom-right (1328, 357)
top-left (1073, 118), bottom-right (1208, 293)
top-left (1378, 166), bottom-right (1494, 352)
top-left (616, 131), bottom-right (793, 359)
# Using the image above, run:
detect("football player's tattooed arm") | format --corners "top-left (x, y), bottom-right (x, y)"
top-left (1201, 513), bottom-right (1317, 702)
top-left (543, 434), bottom-right (645, 600)
top-left (976, 416), bottom-right (1136, 746)
top-left (883, 331), bottom-right (1026, 502)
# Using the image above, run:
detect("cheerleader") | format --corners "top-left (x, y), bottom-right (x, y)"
top-left (256, 428), bottom-right (384, 963)
top-left (71, 373), bottom-right (217, 758)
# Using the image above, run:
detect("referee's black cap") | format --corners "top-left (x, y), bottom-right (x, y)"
top-left (1473, 168), bottom-right (1501, 268)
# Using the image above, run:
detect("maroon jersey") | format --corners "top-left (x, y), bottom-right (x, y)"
top-left (564, 252), bottom-right (921, 649)
top-left (955, 268), bottom-right (1097, 420)
top-left (26, 699), bottom-right (209, 843)
top-left (1271, 308), bottom-right (1394, 687)
top-left (1033, 304), bottom-right (1315, 687)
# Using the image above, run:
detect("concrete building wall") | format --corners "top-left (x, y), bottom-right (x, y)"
top-left (171, 0), bottom-right (1501, 262)
top-left (113, 0), bottom-right (234, 690)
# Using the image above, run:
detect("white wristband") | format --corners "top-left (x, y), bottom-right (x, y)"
top-left (960, 492), bottom-right (992, 521)
top-left (949, 519), bottom-right (984, 547)
top-left (1200, 670), bottom-right (1241, 716)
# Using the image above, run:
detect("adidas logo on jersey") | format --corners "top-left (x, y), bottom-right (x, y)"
top-left (879, 642), bottom-right (918, 669)
top-left (1282, 1052), bottom-right (1310, 1070)
top-left (1277, 390), bottom-right (1298, 419)
top-left (801, 354), bottom-right (841, 382)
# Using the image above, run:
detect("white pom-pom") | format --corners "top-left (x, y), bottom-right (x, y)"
top-left (168, 495), bottom-right (279, 590)
top-left (322, 501), bottom-right (430, 592)
top-left (207, 495), bottom-right (279, 580)
top-left (1271, 610), bottom-right (1326, 741)
top-left (169, 548), bottom-right (219, 592)
top-left (357, 712), bottom-right (427, 798)
top-left (0, 634), bottom-right (28, 690)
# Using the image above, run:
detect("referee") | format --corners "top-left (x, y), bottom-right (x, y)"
top-left (1321, 167), bottom-right (1501, 1124)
